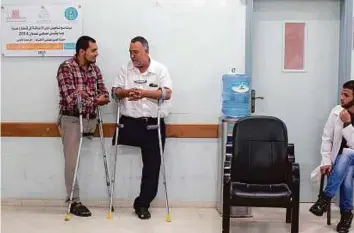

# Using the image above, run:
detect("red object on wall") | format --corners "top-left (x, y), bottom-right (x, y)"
top-left (284, 22), bottom-right (305, 71)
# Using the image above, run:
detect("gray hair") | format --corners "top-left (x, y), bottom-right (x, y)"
top-left (131, 36), bottom-right (149, 53)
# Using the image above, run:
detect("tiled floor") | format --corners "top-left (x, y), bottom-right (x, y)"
top-left (0, 204), bottom-right (350, 233)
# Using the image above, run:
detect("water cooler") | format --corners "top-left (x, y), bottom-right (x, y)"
top-left (216, 69), bottom-right (252, 217)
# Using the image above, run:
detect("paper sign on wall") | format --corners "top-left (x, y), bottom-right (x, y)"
top-left (1, 4), bottom-right (82, 57)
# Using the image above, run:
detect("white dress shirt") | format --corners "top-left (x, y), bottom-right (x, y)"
top-left (112, 58), bottom-right (172, 118)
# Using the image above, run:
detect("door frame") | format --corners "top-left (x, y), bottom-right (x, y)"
top-left (245, 0), bottom-right (353, 102)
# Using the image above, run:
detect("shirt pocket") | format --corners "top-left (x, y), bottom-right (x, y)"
top-left (146, 74), bottom-right (159, 90)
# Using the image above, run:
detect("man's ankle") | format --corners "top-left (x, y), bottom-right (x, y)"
top-left (321, 192), bottom-right (332, 200)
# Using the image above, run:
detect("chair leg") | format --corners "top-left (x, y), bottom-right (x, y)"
top-left (327, 202), bottom-right (331, 225)
top-left (291, 201), bottom-right (299, 233)
top-left (222, 207), bottom-right (230, 233)
top-left (286, 207), bottom-right (292, 223)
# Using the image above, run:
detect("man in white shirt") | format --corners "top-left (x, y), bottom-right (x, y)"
top-left (309, 80), bottom-right (354, 233)
top-left (111, 36), bottom-right (172, 220)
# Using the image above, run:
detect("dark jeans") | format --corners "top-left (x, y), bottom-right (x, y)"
top-left (112, 115), bottom-right (166, 209)
top-left (323, 152), bottom-right (354, 212)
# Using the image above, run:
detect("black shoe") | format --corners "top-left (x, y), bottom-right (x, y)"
top-left (69, 202), bottom-right (92, 217)
top-left (134, 207), bottom-right (151, 220)
top-left (336, 211), bottom-right (353, 233)
top-left (309, 194), bottom-right (331, 216)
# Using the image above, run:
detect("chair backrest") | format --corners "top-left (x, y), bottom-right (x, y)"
top-left (232, 115), bottom-right (290, 184)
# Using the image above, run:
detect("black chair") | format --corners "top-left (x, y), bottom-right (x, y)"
top-left (319, 174), bottom-right (331, 225)
top-left (222, 116), bottom-right (300, 233)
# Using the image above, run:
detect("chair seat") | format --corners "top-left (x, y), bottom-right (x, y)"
top-left (232, 182), bottom-right (292, 200)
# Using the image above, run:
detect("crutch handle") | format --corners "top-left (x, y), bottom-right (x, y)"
top-left (77, 95), bottom-right (83, 114)
top-left (111, 87), bottom-right (121, 102)
top-left (117, 123), bottom-right (124, 129)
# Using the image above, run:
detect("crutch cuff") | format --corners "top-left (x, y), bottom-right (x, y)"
top-left (159, 87), bottom-right (167, 102)
top-left (111, 87), bottom-right (121, 101)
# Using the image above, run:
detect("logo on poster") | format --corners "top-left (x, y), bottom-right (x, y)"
top-left (5, 8), bottom-right (26, 22)
top-left (11, 9), bottom-right (20, 18)
top-left (64, 7), bottom-right (78, 20)
top-left (37, 6), bottom-right (51, 23)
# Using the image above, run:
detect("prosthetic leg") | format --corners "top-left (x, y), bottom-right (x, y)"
top-left (147, 99), bottom-right (171, 222)
top-left (64, 96), bottom-right (84, 221)
top-left (108, 93), bottom-right (124, 220)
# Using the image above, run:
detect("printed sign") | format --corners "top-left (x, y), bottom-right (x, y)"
top-left (1, 4), bottom-right (82, 56)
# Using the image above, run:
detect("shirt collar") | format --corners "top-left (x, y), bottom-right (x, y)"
top-left (71, 56), bottom-right (94, 71)
top-left (128, 57), bottom-right (157, 74)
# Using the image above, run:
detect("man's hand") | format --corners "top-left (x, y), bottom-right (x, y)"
top-left (96, 95), bottom-right (109, 106)
top-left (340, 109), bottom-right (351, 123)
top-left (128, 88), bottom-right (144, 101)
top-left (320, 165), bottom-right (332, 175)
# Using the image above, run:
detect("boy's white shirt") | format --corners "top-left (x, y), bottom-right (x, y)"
top-left (311, 105), bottom-right (354, 183)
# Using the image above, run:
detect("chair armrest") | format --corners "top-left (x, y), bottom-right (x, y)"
top-left (288, 143), bottom-right (295, 163)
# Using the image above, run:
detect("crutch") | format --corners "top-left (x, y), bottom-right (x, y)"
top-left (64, 96), bottom-right (84, 221)
top-left (95, 81), bottom-right (114, 213)
top-left (96, 105), bottom-right (114, 212)
top-left (147, 98), bottom-right (171, 222)
top-left (108, 89), bottom-right (124, 220)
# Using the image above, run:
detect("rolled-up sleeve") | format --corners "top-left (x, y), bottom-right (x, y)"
top-left (113, 65), bottom-right (126, 89)
top-left (159, 66), bottom-right (172, 90)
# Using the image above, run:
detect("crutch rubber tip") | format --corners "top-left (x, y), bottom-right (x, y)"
top-left (64, 214), bottom-right (71, 221)
top-left (165, 214), bottom-right (171, 222)
top-left (107, 212), bottom-right (113, 220)
top-left (111, 206), bottom-right (115, 212)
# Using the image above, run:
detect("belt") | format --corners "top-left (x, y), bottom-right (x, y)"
top-left (61, 110), bottom-right (97, 119)
top-left (121, 115), bottom-right (157, 122)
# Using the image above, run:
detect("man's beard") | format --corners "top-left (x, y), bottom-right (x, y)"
top-left (133, 60), bottom-right (144, 68)
top-left (342, 99), bottom-right (354, 109)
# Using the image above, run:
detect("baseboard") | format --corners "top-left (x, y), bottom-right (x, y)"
top-left (1, 199), bottom-right (216, 208)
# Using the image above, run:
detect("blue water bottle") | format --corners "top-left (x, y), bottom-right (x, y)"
top-left (222, 68), bottom-right (251, 118)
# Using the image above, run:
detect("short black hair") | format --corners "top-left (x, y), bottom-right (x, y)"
top-left (76, 36), bottom-right (96, 54)
top-left (343, 80), bottom-right (354, 92)
top-left (131, 36), bottom-right (149, 52)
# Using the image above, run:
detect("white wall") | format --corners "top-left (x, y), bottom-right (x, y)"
top-left (1, 0), bottom-right (246, 207)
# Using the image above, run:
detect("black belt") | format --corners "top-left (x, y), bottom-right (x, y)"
top-left (121, 115), bottom-right (157, 123)
top-left (61, 110), bottom-right (97, 119)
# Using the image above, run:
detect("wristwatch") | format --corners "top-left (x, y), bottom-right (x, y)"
top-left (344, 122), bottom-right (351, 128)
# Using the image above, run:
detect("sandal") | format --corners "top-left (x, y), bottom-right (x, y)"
top-left (70, 202), bottom-right (92, 217)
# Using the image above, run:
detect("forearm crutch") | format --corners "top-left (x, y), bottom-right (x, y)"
top-left (64, 96), bottom-right (84, 221)
top-left (108, 89), bottom-right (124, 220)
top-left (147, 97), bottom-right (171, 222)
top-left (95, 80), bottom-right (114, 213)
top-left (96, 106), bottom-right (114, 212)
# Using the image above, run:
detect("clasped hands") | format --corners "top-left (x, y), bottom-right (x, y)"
top-left (127, 88), bottom-right (145, 101)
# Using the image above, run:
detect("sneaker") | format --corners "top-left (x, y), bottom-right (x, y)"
top-left (69, 202), bottom-right (92, 217)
